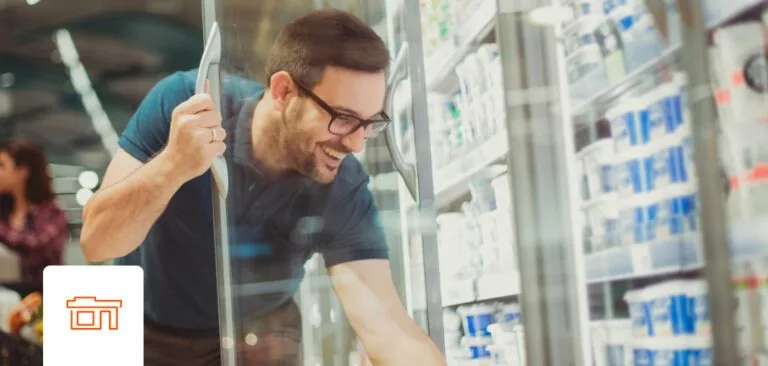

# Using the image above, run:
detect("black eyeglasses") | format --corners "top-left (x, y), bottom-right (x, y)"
top-left (293, 80), bottom-right (391, 138)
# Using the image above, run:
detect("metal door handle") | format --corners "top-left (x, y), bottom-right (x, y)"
top-left (195, 22), bottom-right (229, 198)
top-left (384, 43), bottom-right (418, 200)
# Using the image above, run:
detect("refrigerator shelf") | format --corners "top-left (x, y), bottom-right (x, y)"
top-left (584, 215), bottom-right (768, 283)
top-left (394, 0), bottom-right (497, 119)
top-left (431, 133), bottom-right (508, 210)
top-left (571, 44), bottom-right (682, 116)
top-left (425, 0), bottom-right (497, 94)
top-left (441, 271), bottom-right (522, 308)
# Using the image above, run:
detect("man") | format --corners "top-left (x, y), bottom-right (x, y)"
top-left (80, 9), bottom-right (446, 366)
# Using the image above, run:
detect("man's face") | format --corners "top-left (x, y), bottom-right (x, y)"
top-left (280, 66), bottom-right (386, 184)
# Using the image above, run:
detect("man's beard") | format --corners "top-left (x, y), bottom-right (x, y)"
top-left (279, 107), bottom-right (327, 183)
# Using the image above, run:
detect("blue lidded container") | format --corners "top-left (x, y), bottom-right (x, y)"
top-left (458, 304), bottom-right (496, 337)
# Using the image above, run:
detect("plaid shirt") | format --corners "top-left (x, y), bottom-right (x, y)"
top-left (0, 200), bottom-right (68, 283)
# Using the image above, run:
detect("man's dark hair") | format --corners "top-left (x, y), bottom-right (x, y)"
top-left (265, 9), bottom-right (390, 89)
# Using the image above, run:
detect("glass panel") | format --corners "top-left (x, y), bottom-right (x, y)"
top-left (372, 0), bottom-right (529, 364)
top-left (493, 0), bottom-right (768, 363)
top-left (205, 0), bottom-right (445, 365)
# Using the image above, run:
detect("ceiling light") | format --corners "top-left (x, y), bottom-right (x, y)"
top-left (26, 0), bottom-right (41, 5)
top-left (76, 188), bottom-right (93, 206)
top-left (78, 170), bottom-right (99, 189)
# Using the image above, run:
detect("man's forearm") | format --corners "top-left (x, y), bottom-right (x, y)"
top-left (365, 311), bottom-right (446, 365)
top-left (80, 153), bottom-right (185, 262)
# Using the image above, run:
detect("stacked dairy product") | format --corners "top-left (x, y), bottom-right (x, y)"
top-left (605, 73), bottom-right (698, 249)
top-left (429, 43), bottom-right (505, 172)
top-left (590, 320), bottom-right (634, 366)
top-left (577, 138), bottom-right (619, 253)
top-left (563, 0), bottom-right (667, 105)
top-left (436, 167), bottom-right (517, 302)
top-left (623, 279), bottom-right (712, 365)
top-left (450, 302), bottom-right (523, 364)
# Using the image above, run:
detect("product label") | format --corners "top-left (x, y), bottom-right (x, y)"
top-left (666, 196), bottom-right (684, 236)
top-left (663, 94), bottom-right (679, 134)
top-left (629, 301), bottom-right (650, 336)
top-left (655, 349), bottom-right (676, 366)
top-left (612, 110), bottom-right (639, 152)
top-left (620, 205), bottom-right (646, 245)
top-left (633, 348), bottom-right (653, 366)
top-left (649, 294), bottom-right (687, 336)
top-left (648, 98), bottom-right (667, 142)
top-left (691, 348), bottom-right (712, 366)
top-left (600, 164), bottom-right (615, 194)
top-left (673, 145), bottom-right (689, 184)
top-left (680, 194), bottom-right (697, 232)
top-left (465, 313), bottom-right (494, 337)
top-left (645, 201), bottom-right (661, 242)
top-left (628, 159), bottom-right (645, 194)
top-left (644, 148), bottom-right (672, 191)
top-left (690, 292), bottom-right (710, 336)
top-left (504, 312), bottom-right (521, 324)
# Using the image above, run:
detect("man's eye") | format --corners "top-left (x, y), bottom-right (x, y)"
top-left (336, 115), bottom-right (357, 123)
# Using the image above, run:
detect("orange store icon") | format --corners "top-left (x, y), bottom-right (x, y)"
top-left (66, 296), bottom-right (123, 331)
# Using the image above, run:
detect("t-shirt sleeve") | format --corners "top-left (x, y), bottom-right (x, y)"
top-left (320, 181), bottom-right (390, 267)
top-left (118, 71), bottom-right (194, 162)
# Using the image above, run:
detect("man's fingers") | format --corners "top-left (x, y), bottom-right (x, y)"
top-left (211, 127), bottom-right (227, 142)
top-left (194, 110), bottom-right (223, 128)
top-left (173, 94), bottom-right (215, 118)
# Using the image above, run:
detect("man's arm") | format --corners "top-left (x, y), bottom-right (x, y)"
top-left (80, 92), bottom-right (226, 262)
top-left (329, 259), bottom-right (446, 366)
top-left (80, 149), bottom-right (184, 262)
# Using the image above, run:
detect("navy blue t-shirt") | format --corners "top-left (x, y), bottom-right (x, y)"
top-left (115, 70), bottom-right (389, 330)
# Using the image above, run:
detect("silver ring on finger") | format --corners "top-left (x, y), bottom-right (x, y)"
top-left (209, 128), bottom-right (217, 143)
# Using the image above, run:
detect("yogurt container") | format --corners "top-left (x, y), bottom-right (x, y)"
top-left (618, 194), bottom-right (654, 245)
top-left (607, 99), bottom-right (650, 154)
top-left (458, 304), bottom-right (496, 337)
top-left (625, 288), bottom-right (651, 337)
top-left (643, 141), bottom-right (676, 192)
top-left (641, 87), bottom-right (674, 144)
top-left (500, 303), bottom-right (522, 325)
top-left (575, 0), bottom-right (603, 16)
top-left (673, 133), bottom-right (694, 185)
top-left (644, 280), bottom-right (692, 337)
top-left (579, 139), bottom-right (617, 200)
top-left (464, 336), bottom-right (493, 360)
top-left (632, 337), bottom-right (711, 366)
top-left (686, 279), bottom-right (710, 337)
top-left (643, 190), bottom-right (665, 242)
top-left (583, 194), bottom-right (620, 251)
top-left (616, 147), bottom-right (651, 197)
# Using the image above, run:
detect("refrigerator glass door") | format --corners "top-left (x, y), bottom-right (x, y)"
top-left (200, 0), bottom-right (444, 364)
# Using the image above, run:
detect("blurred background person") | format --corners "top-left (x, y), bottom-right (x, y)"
top-left (0, 141), bottom-right (68, 285)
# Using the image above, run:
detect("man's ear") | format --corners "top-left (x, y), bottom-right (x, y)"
top-left (269, 71), bottom-right (297, 112)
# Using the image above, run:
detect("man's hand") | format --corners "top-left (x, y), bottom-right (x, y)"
top-left (329, 259), bottom-right (446, 366)
top-left (161, 93), bottom-right (227, 182)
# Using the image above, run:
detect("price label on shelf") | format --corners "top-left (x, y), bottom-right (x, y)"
top-left (631, 245), bottom-right (652, 274)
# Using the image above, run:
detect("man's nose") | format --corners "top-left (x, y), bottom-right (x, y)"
top-left (341, 126), bottom-right (367, 153)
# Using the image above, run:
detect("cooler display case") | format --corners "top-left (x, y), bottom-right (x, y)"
top-left (199, 0), bottom-right (768, 364)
